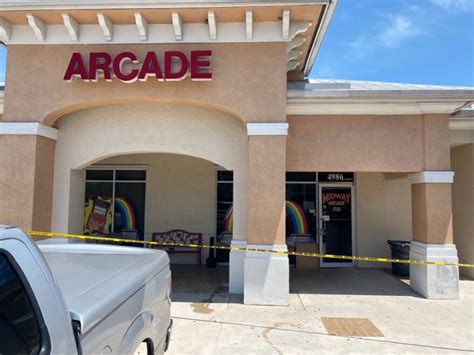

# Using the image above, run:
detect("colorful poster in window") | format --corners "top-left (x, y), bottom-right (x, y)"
top-left (84, 196), bottom-right (113, 234)
top-left (114, 197), bottom-right (136, 230)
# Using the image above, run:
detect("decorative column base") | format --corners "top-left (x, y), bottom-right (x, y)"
top-left (409, 241), bottom-right (459, 299)
top-left (244, 244), bottom-right (289, 305)
top-left (229, 240), bottom-right (247, 294)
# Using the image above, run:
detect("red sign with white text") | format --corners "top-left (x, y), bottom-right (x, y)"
top-left (64, 50), bottom-right (212, 83)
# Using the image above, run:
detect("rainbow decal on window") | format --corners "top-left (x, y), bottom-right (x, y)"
top-left (114, 197), bottom-right (136, 230)
top-left (222, 201), bottom-right (308, 235)
top-left (223, 206), bottom-right (233, 232)
top-left (286, 200), bottom-right (309, 235)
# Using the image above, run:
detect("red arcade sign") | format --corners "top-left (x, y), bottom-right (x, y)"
top-left (64, 50), bottom-right (212, 83)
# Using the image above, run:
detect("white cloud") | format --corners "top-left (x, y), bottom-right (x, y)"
top-left (347, 14), bottom-right (422, 57)
top-left (377, 15), bottom-right (421, 47)
top-left (431, 0), bottom-right (474, 12)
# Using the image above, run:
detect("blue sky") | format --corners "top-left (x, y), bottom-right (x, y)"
top-left (0, 0), bottom-right (473, 86)
top-left (311, 0), bottom-right (474, 86)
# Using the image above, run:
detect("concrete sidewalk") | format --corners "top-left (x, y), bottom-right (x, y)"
top-left (167, 267), bottom-right (474, 354)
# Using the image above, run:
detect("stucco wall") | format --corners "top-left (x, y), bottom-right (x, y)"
top-left (32, 136), bottom-right (56, 232)
top-left (4, 43), bottom-right (287, 125)
top-left (99, 153), bottom-right (216, 264)
top-left (356, 173), bottom-right (413, 268)
top-left (411, 183), bottom-right (453, 244)
top-left (248, 135), bottom-right (286, 245)
top-left (451, 144), bottom-right (474, 279)
top-left (0, 135), bottom-right (37, 228)
top-left (287, 114), bottom-right (450, 172)
top-left (0, 135), bottom-right (55, 232)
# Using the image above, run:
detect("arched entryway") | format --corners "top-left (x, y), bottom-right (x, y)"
top-left (50, 102), bottom-right (249, 293)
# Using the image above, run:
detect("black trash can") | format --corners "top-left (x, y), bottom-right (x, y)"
top-left (387, 240), bottom-right (410, 277)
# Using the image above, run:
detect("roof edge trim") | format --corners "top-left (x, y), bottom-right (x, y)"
top-left (286, 98), bottom-right (473, 115)
top-left (0, 1), bottom-right (330, 11)
top-left (303, 0), bottom-right (337, 76)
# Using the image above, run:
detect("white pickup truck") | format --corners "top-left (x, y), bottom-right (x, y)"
top-left (0, 225), bottom-right (172, 355)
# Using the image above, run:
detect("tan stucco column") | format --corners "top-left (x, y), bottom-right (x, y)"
top-left (243, 123), bottom-right (289, 305)
top-left (408, 172), bottom-right (459, 299)
top-left (0, 123), bottom-right (57, 234)
top-left (229, 164), bottom-right (248, 294)
top-left (411, 182), bottom-right (453, 244)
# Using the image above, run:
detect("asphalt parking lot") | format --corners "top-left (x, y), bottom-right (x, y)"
top-left (167, 267), bottom-right (474, 354)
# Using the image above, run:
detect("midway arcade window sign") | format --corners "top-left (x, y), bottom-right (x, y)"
top-left (63, 50), bottom-right (212, 83)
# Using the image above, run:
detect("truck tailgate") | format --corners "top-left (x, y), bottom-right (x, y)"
top-left (38, 243), bottom-right (169, 333)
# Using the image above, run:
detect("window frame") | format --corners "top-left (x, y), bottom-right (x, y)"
top-left (214, 168), bottom-right (233, 263)
top-left (85, 165), bottom-right (148, 236)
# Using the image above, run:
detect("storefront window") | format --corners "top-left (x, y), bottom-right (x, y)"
top-left (286, 172), bottom-right (317, 182)
top-left (286, 173), bottom-right (317, 265)
top-left (86, 169), bottom-right (113, 180)
top-left (114, 182), bottom-right (146, 236)
top-left (286, 185), bottom-right (317, 236)
top-left (286, 183), bottom-right (317, 239)
top-left (84, 168), bottom-right (146, 239)
top-left (216, 170), bottom-right (233, 262)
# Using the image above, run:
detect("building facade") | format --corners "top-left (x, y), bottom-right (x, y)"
top-left (0, 0), bottom-right (473, 305)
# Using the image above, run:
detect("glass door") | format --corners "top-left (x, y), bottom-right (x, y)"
top-left (318, 183), bottom-right (354, 267)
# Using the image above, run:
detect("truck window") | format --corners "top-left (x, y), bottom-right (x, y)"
top-left (0, 254), bottom-right (42, 355)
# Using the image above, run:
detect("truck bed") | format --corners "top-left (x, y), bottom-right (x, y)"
top-left (38, 243), bottom-right (169, 333)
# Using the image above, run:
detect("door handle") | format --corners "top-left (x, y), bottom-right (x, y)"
top-left (321, 219), bottom-right (326, 231)
top-left (320, 215), bottom-right (330, 230)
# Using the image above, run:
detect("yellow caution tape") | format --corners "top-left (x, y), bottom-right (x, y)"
top-left (25, 230), bottom-right (474, 269)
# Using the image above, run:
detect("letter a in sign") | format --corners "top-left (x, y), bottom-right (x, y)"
top-left (138, 52), bottom-right (164, 81)
top-left (63, 52), bottom-right (88, 82)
